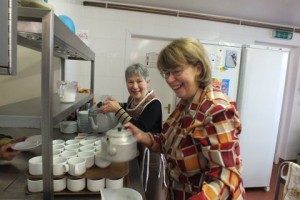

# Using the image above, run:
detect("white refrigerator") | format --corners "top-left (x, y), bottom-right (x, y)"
top-left (237, 45), bottom-right (289, 189)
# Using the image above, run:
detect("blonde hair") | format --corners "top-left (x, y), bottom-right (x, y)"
top-left (157, 37), bottom-right (212, 88)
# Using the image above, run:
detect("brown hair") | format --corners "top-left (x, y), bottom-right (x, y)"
top-left (157, 37), bottom-right (212, 88)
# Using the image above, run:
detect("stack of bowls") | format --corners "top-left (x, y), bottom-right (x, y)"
top-left (77, 110), bottom-right (93, 133)
top-left (60, 121), bottom-right (77, 134)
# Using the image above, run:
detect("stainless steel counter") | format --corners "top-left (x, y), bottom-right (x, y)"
top-left (0, 128), bottom-right (145, 200)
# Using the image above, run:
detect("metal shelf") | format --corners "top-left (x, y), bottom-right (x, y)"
top-left (17, 7), bottom-right (95, 61)
top-left (0, 93), bottom-right (93, 128)
top-left (1, 5), bottom-right (96, 199)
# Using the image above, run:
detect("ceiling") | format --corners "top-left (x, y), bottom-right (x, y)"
top-left (96, 0), bottom-right (300, 28)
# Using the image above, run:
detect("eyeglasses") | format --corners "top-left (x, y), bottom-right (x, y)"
top-left (160, 68), bottom-right (184, 79)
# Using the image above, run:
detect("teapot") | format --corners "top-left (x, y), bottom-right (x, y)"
top-left (88, 106), bottom-right (119, 133)
top-left (57, 81), bottom-right (77, 103)
top-left (104, 129), bottom-right (138, 162)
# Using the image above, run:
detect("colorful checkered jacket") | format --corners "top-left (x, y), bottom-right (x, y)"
top-left (150, 85), bottom-right (245, 200)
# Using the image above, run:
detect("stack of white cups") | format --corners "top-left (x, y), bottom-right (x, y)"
top-left (27, 137), bottom-right (124, 193)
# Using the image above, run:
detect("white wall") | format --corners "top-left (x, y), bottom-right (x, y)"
top-left (0, 46), bottom-right (61, 106)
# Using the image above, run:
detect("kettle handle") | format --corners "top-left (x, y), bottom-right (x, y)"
top-left (89, 116), bottom-right (98, 131)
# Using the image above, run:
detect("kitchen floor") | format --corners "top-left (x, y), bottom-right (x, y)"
top-left (245, 163), bottom-right (283, 200)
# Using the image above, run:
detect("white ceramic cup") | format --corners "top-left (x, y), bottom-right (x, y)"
top-left (52, 139), bottom-right (65, 146)
top-left (79, 140), bottom-right (94, 146)
top-left (94, 140), bottom-right (102, 146)
top-left (53, 144), bottom-right (65, 152)
top-left (68, 157), bottom-right (86, 176)
top-left (60, 150), bottom-right (77, 159)
top-left (53, 177), bottom-right (66, 192)
top-left (66, 139), bottom-right (80, 146)
top-left (95, 153), bottom-right (111, 168)
top-left (79, 145), bottom-right (95, 153)
top-left (85, 136), bottom-right (98, 141)
top-left (53, 149), bottom-right (61, 158)
top-left (67, 178), bottom-right (86, 192)
top-left (65, 144), bottom-right (80, 152)
top-left (87, 178), bottom-right (105, 192)
top-left (53, 157), bottom-right (69, 176)
top-left (27, 179), bottom-right (43, 193)
top-left (28, 156), bottom-right (43, 175)
top-left (105, 177), bottom-right (124, 189)
top-left (95, 145), bottom-right (101, 152)
top-left (77, 151), bottom-right (95, 168)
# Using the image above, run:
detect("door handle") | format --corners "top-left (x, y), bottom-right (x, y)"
top-left (164, 104), bottom-right (171, 114)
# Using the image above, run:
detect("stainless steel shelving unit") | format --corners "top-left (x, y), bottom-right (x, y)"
top-left (0, 5), bottom-right (95, 200)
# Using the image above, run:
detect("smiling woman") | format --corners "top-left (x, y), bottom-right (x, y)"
top-left (124, 38), bottom-right (245, 200)
top-left (98, 63), bottom-right (165, 200)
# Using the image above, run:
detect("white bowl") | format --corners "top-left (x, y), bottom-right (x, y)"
top-left (100, 188), bottom-right (142, 200)
top-left (60, 121), bottom-right (77, 134)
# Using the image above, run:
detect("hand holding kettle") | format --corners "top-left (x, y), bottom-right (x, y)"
top-left (124, 122), bottom-right (154, 149)
top-left (99, 97), bottom-right (122, 114)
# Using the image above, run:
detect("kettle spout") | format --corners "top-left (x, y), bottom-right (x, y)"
top-left (89, 116), bottom-right (99, 131)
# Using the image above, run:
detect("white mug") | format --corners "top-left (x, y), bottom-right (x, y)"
top-left (53, 157), bottom-right (69, 176)
top-left (53, 144), bottom-right (65, 152)
top-left (52, 139), bottom-right (65, 146)
top-left (68, 157), bottom-right (86, 176)
top-left (60, 150), bottom-right (77, 159)
top-left (79, 140), bottom-right (94, 146)
top-left (53, 149), bottom-right (61, 158)
top-left (53, 178), bottom-right (66, 192)
top-left (66, 139), bottom-right (80, 146)
top-left (94, 140), bottom-right (102, 147)
top-left (105, 177), bottom-right (124, 189)
top-left (28, 156), bottom-right (43, 175)
top-left (27, 179), bottom-right (43, 193)
top-left (64, 144), bottom-right (80, 152)
top-left (79, 145), bottom-right (95, 153)
top-left (77, 151), bottom-right (95, 168)
top-left (95, 145), bottom-right (101, 152)
top-left (95, 153), bottom-right (111, 168)
top-left (67, 178), bottom-right (86, 192)
top-left (87, 178), bottom-right (105, 192)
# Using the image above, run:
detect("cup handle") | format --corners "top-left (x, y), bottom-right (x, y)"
top-left (64, 164), bottom-right (69, 173)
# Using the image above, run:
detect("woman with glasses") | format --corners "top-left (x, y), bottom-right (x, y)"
top-left (99, 63), bottom-right (166, 200)
top-left (125, 38), bottom-right (245, 200)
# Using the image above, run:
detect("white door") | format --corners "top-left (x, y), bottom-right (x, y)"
top-left (126, 36), bottom-right (175, 121)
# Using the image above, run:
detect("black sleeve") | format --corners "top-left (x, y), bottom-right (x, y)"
top-left (129, 100), bottom-right (162, 133)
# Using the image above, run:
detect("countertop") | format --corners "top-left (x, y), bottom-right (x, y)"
top-left (0, 127), bottom-right (145, 199)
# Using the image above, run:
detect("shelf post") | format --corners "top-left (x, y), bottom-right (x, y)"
top-left (41, 10), bottom-right (54, 200)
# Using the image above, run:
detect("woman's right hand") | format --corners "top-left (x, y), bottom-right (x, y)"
top-left (99, 99), bottom-right (122, 114)
top-left (124, 123), bottom-right (154, 148)
top-left (124, 122), bottom-right (145, 142)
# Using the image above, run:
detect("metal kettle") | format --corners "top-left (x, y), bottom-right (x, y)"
top-left (105, 129), bottom-right (138, 162)
top-left (88, 106), bottom-right (119, 133)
